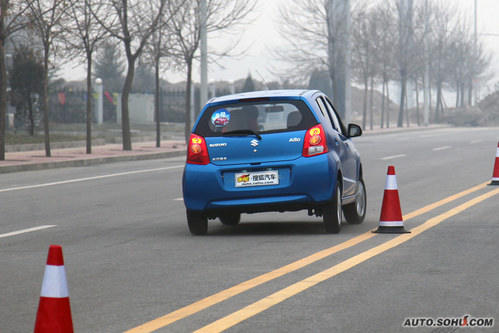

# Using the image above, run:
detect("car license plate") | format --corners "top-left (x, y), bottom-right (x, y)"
top-left (235, 170), bottom-right (279, 187)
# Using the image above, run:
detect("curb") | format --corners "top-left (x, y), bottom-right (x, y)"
top-left (5, 139), bottom-right (108, 153)
top-left (361, 125), bottom-right (450, 137)
top-left (0, 150), bottom-right (186, 174)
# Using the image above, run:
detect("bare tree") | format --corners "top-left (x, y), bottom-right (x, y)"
top-left (373, 1), bottom-right (397, 128)
top-left (141, 1), bottom-right (180, 148)
top-left (0, 0), bottom-right (33, 160)
top-left (447, 19), bottom-right (490, 109)
top-left (277, 1), bottom-right (364, 120)
top-left (396, 0), bottom-right (414, 128)
top-left (406, 1), bottom-right (429, 126)
top-left (147, 28), bottom-right (167, 148)
top-left (427, 1), bottom-right (456, 122)
top-left (352, 9), bottom-right (372, 130)
top-left (64, 0), bottom-right (107, 154)
top-left (27, 0), bottom-right (69, 157)
top-left (168, 0), bottom-right (255, 142)
top-left (92, 0), bottom-right (167, 151)
top-left (277, 1), bottom-right (329, 84)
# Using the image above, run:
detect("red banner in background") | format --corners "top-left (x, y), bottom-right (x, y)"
top-left (104, 91), bottom-right (115, 104)
top-left (58, 92), bottom-right (66, 105)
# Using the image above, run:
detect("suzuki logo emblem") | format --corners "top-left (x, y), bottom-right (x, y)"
top-left (250, 139), bottom-right (259, 147)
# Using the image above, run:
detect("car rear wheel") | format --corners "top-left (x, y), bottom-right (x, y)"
top-left (187, 210), bottom-right (208, 235)
top-left (323, 181), bottom-right (342, 234)
top-left (219, 213), bottom-right (241, 226)
top-left (344, 179), bottom-right (366, 224)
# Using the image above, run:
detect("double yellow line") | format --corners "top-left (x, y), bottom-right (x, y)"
top-left (127, 181), bottom-right (498, 333)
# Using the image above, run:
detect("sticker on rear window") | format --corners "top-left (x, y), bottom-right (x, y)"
top-left (211, 109), bottom-right (231, 128)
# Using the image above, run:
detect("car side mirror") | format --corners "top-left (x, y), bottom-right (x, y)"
top-left (347, 124), bottom-right (362, 138)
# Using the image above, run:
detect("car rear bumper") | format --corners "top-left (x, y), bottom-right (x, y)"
top-left (182, 154), bottom-right (338, 213)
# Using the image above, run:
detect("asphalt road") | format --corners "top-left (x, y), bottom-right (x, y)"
top-left (1, 127), bottom-right (498, 332)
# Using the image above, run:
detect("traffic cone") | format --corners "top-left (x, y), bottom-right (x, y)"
top-left (374, 165), bottom-right (410, 234)
top-left (34, 245), bottom-right (74, 333)
top-left (490, 142), bottom-right (499, 185)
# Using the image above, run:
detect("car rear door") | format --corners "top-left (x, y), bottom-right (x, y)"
top-left (316, 96), bottom-right (357, 196)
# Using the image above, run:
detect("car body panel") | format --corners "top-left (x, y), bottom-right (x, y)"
top-left (206, 130), bottom-right (306, 166)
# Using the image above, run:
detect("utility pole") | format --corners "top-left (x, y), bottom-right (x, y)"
top-left (200, 0), bottom-right (208, 107)
top-left (329, 0), bottom-right (351, 122)
top-left (344, 0), bottom-right (351, 124)
top-left (95, 78), bottom-right (103, 125)
top-left (473, 0), bottom-right (477, 105)
top-left (423, 0), bottom-right (430, 126)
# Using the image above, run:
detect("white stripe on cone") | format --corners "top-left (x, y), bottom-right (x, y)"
top-left (40, 266), bottom-right (69, 298)
top-left (385, 175), bottom-right (398, 190)
top-left (496, 148), bottom-right (499, 157)
top-left (379, 221), bottom-right (404, 227)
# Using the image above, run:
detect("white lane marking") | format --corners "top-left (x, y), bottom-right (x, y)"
top-left (381, 154), bottom-right (406, 161)
top-left (470, 140), bottom-right (483, 144)
top-left (0, 165), bottom-right (184, 193)
top-left (0, 225), bottom-right (56, 239)
top-left (432, 146), bottom-right (452, 151)
top-left (174, 197), bottom-right (184, 201)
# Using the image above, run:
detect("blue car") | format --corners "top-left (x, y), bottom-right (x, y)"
top-left (182, 90), bottom-right (366, 235)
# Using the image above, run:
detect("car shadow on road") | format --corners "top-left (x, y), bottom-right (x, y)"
top-left (208, 221), bottom-right (327, 236)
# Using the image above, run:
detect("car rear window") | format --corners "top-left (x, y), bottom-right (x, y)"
top-left (194, 99), bottom-right (317, 137)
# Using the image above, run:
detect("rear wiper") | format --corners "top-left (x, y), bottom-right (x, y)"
top-left (222, 130), bottom-right (262, 140)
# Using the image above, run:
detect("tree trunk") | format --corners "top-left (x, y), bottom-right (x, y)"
top-left (381, 79), bottom-right (386, 129)
top-left (184, 58), bottom-right (193, 142)
top-left (386, 82), bottom-right (391, 128)
top-left (155, 55), bottom-right (161, 148)
top-left (468, 80), bottom-right (473, 106)
top-left (406, 88), bottom-right (410, 128)
top-left (415, 79), bottom-right (420, 126)
top-left (121, 57), bottom-right (136, 151)
top-left (28, 93), bottom-right (34, 136)
top-left (429, 80), bottom-right (433, 123)
top-left (0, 26), bottom-right (6, 161)
top-left (86, 52), bottom-right (92, 154)
top-left (42, 55), bottom-right (51, 157)
top-left (435, 81), bottom-right (442, 123)
top-left (398, 70), bottom-right (406, 128)
top-left (460, 83), bottom-right (465, 107)
top-left (369, 75), bottom-right (374, 130)
top-left (362, 77), bottom-right (368, 130)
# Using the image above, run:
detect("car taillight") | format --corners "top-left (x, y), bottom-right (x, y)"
top-left (187, 134), bottom-right (210, 165)
top-left (303, 124), bottom-right (328, 157)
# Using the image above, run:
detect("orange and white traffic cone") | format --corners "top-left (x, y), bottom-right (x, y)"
top-left (490, 142), bottom-right (499, 185)
top-left (374, 165), bottom-right (410, 234)
top-left (34, 245), bottom-right (74, 333)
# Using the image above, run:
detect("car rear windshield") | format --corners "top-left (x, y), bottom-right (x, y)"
top-left (194, 99), bottom-right (317, 137)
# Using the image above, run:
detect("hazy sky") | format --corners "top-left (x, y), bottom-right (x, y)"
top-left (63, 0), bottom-right (499, 91)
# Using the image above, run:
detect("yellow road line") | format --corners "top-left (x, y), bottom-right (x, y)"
top-left (195, 187), bottom-right (499, 332)
top-left (125, 182), bottom-right (489, 333)
top-left (402, 181), bottom-right (489, 220)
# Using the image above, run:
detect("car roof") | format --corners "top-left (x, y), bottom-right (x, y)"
top-left (207, 89), bottom-right (321, 105)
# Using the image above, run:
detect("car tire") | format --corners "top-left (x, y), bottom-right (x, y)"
top-left (323, 181), bottom-right (342, 234)
top-left (187, 210), bottom-right (208, 235)
top-left (219, 213), bottom-right (241, 226)
top-left (343, 179), bottom-right (366, 225)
